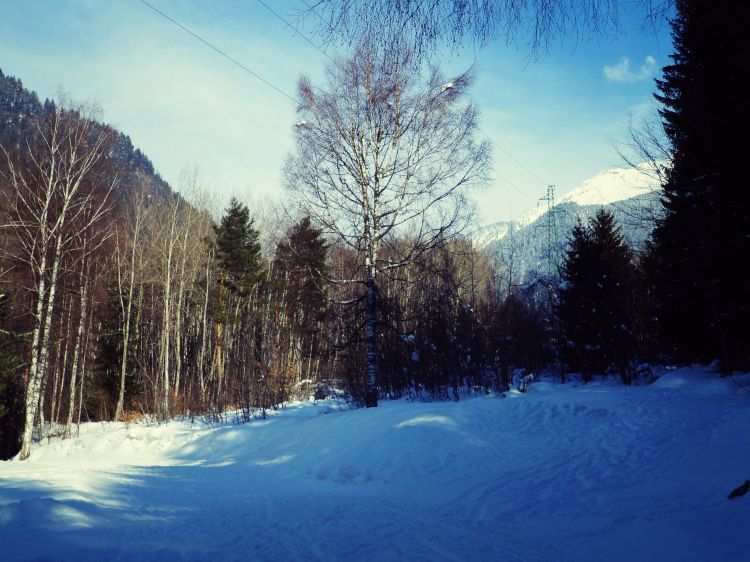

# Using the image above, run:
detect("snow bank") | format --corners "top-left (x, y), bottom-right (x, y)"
top-left (1, 366), bottom-right (749, 561)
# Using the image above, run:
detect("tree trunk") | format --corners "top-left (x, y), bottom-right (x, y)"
top-left (365, 259), bottom-right (378, 407)
top-left (77, 299), bottom-right (94, 426)
top-left (65, 266), bottom-right (89, 438)
top-left (20, 223), bottom-right (64, 459)
top-left (198, 250), bottom-right (211, 403)
top-left (215, 321), bottom-right (224, 407)
top-left (161, 251), bottom-right (173, 417)
top-left (174, 276), bottom-right (186, 403)
top-left (115, 215), bottom-right (140, 421)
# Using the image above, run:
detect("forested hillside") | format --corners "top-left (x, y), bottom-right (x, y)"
top-left (0, 69), bottom-right (171, 204)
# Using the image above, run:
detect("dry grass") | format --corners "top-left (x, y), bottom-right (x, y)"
top-left (119, 410), bottom-right (144, 424)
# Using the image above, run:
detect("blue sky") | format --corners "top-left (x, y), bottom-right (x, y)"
top-left (0, 0), bottom-right (672, 224)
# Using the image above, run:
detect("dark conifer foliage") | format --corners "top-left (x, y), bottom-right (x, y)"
top-left (272, 216), bottom-right (329, 318)
top-left (651, 1), bottom-right (750, 371)
top-left (0, 68), bottom-right (44, 147)
top-left (558, 210), bottom-right (638, 381)
top-left (214, 197), bottom-right (263, 294)
top-left (0, 293), bottom-right (23, 460)
top-left (490, 291), bottom-right (551, 388)
top-left (366, 240), bottom-right (500, 401)
top-left (267, 217), bottom-right (331, 395)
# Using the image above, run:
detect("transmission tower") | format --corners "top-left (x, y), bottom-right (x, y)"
top-left (538, 184), bottom-right (563, 280)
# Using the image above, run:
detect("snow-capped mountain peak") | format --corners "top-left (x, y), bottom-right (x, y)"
top-left (473, 164), bottom-right (663, 285)
top-left (558, 164), bottom-right (659, 207)
top-left (474, 164), bottom-right (661, 249)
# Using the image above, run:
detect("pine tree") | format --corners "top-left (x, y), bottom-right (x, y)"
top-left (558, 210), bottom-right (637, 381)
top-left (651, 1), bottom-right (750, 370)
top-left (270, 216), bottom-right (330, 376)
top-left (214, 198), bottom-right (263, 296)
top-left (272, 216), bottom-right (328, 320)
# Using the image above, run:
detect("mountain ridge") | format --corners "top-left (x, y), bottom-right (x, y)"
top-left (474, 164), bottom-right (663, 286)
top-left (0, 67), bottom-right (173, 204)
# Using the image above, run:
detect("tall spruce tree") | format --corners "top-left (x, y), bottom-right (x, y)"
top-left (558, 210), bottom-right (638, 381)
top-left (265, 217), bottom-right (330, 396)
top-left (272, 216), bottom-right (328, 319)
top-left (651, 0), bottom-right (750, 370)
top-left (214, 198), bottom-right (263, 296)
top-left (209, 198), bottom-right (265, 410)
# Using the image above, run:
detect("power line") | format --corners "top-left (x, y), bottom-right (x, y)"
top-left (477, 124), bottom-right (551, 187)
top-left (475, 127), bottom-right (545, 204)
top-left (255, 0), bottom-right (335, 63)
top-left (495, 141), bottom-right (550, 186)
top-left (137, 0), bottom-right (299, 104)
top-left (493, 169), bottom-right (538, 204)
top-left (139, 0), bottom-right (550, 213)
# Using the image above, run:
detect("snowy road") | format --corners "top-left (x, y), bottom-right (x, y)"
top-left (1, 366), bottom-right (749, 561)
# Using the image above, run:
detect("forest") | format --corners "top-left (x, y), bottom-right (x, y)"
top-left (0, 0), bottom-right (748, 465)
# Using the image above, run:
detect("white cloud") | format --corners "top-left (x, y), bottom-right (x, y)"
top-left (603, 55), bottom-right (657, 83)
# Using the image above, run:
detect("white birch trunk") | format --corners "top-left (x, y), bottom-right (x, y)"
top-left (65, 268), bottom-right (88, 438)
top-left (115, 207), bottom-right (142, 421)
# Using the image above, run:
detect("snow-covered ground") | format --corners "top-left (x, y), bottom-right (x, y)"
top-left (2, 366), bottom-right (749, 561)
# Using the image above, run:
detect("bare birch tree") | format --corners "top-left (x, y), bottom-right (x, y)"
top-left (309, 1), bottom-right (673, 59)
top-left (1, 103), bottom-right (114, 459)
top-left (171, 174), bottom-right (213, 406)
top-left (285, 44), bottom-right (490, 406)
top-left (149, 195), bottom-right (182, 417)
top-left (114, 188), bottom-right (149, 420)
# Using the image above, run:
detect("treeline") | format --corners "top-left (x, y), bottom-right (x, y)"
top-left (0, 96), bottom-right (545, 460)
top-left (0, 90), bottom-right (523, 459)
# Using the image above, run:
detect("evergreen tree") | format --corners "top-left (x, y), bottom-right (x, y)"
top-left (0, 293), bottom-right (23, 459)
top-left (270, 216), bottom-right (330, 373)
top-left (651, 1), bottom-right (750, 370)
top-left (207, 199), bottom-right (266, 411)
top-left (214, 198), bottom-right (263, 295)
top-left (557, 210), bottom-right (637, 381)
top-left (491, 290), bottom-right (551, 387)
top-left (272, 216), bottom-right (328, 321)
top-left (0, 68), bottom-right (43, 147)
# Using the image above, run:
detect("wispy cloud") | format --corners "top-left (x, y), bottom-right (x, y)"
top-left (603, 55), bottom-right (657, 83)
